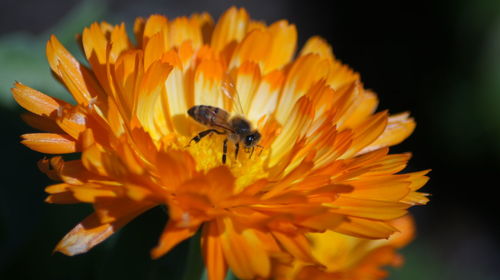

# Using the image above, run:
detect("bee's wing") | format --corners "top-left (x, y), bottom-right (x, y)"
top-left (221, 75), bottom-right (245, 115)
top-left (206, 107), bottom-right (236, 133)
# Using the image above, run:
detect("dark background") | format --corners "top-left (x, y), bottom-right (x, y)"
top-left (1, 0), bottom-right (499, 279)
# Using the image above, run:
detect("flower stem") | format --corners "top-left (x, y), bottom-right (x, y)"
top-left (182, 230), bottom-right (204, 280)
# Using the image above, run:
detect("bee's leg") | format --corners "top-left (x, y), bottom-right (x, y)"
top-left (256, 145), bottom-right (264, 156)
top-left (234, 143), bottom-right (240, 160)
top-left (187, 129), bottom-right (224, 146)
top-left (222, 138), bottom-right (228, 164)
top-left (249, 146), bottom-right (255, 159)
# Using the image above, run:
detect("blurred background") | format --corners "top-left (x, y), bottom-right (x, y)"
top-left (1, 0), bottom-right (499, 279)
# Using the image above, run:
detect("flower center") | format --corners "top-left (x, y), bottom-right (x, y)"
top-left (182, 134), bottom-right (269, 192)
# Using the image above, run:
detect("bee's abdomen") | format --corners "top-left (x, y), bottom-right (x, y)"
top-left (188, 105), bottom-right (228, 126)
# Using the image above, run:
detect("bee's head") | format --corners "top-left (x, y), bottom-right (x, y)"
top-left (244, 131), bottom-right (261, 148)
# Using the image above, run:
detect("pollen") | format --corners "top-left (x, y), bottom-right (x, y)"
top-left (183, 134), bottom-right (269, 192)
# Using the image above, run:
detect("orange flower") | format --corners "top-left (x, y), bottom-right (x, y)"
top-left (273, 215), bottom-right (416, 280)
top-left (12, 7), bottom-right (429, 280)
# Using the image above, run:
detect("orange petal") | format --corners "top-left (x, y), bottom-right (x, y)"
top-left (340, 90), bottom-right (379, 129)
top-left (11, 82), bottom-right (67, 116)
top-left (142, 14), bottom-right (168, 48)
top-left (359, 112), bottom-right (416, 155)
top-left (272, 231), bottom-right (316, 263)
top-left (218, 218), bottom-right (271, 279)
top-left (332, 196), bottom-right (408, 220)
top-left (81, 23), bottom-right (111, 94)
top-left (335, 217), bottom-right (399, 239)
top-left (343, 176), bottom-right (411, 201)
top-left (194, 13), bottom-right (214, 43)
top-left (151, 220), bottom-right (199, 259)
top-left (113, 49), bottom-right (144, 121)
top-left (144, 32), bottom-right (167, 71)
top-left (230, 29), bottom-right (272, 70)
top-left (387, 215), bottom-right (416, 248)
top-left (46, 35), bottom-right (102, 105)
top-left (341, 111), bottom-right (388, 159)
top-left (21, 113), bottom-right (64, 134)
top-left (45, 192), bottom-right (80, 204)
top-left (55, 106), bottom-right (87, 139)
top-left (55, 208), bottom-right (148, 256)
top-left (21, 133), bottom-right (77, 154)
top-left (109, 23), bottom-right (132, 63)
top-left (202, 222), bottom-right (228, 280)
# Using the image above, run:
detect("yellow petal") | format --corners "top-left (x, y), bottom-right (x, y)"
top-left (194, 59), bottom-right (225, 109)
top-left (275, 54), bottom-right (329, 124)
top-left (300, 36), bottom-right (334, 60)
top-left (168, 16), bottom-right (203, 49)
top-left (270, 97), bottom-right (313, 166)
top-left (163, 63), bottom-right (190, 135)
top-left (264, 20), bottom-right (297, 72)
top-left (247, 70), bottom-right (284, 123)
top-left (211, 7), bottom-right (249, 54)
top-left (235, 61), bottom-right (261, 115)
top-left (135, 61), bottom-right (172, 140)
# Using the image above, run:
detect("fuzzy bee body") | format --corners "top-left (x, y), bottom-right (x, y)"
top-left (187, 105), bottom-right (261, 164)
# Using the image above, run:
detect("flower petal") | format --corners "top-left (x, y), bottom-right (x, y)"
top-left (202, 222), bottom-right (228, 280)
top-left (358, 112), bottom-right (416, 155)
top-left (46, 35), bottom-right (103, 105)
top-left (21, 133), bottom-right (77, 154)
top-left (218, 218), bottom-right (271, 279)
top-left (11, 82), bottom-right (67, 116)
top-left (211, 7), bottom-right (249, 54)
top-left (151, 220), bottom-right (199, 259)
top-left (55, 205), bottom-right (150, 256)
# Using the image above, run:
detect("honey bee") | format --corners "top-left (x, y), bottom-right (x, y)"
top-left (187, 78), bottom-right (262, 164)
